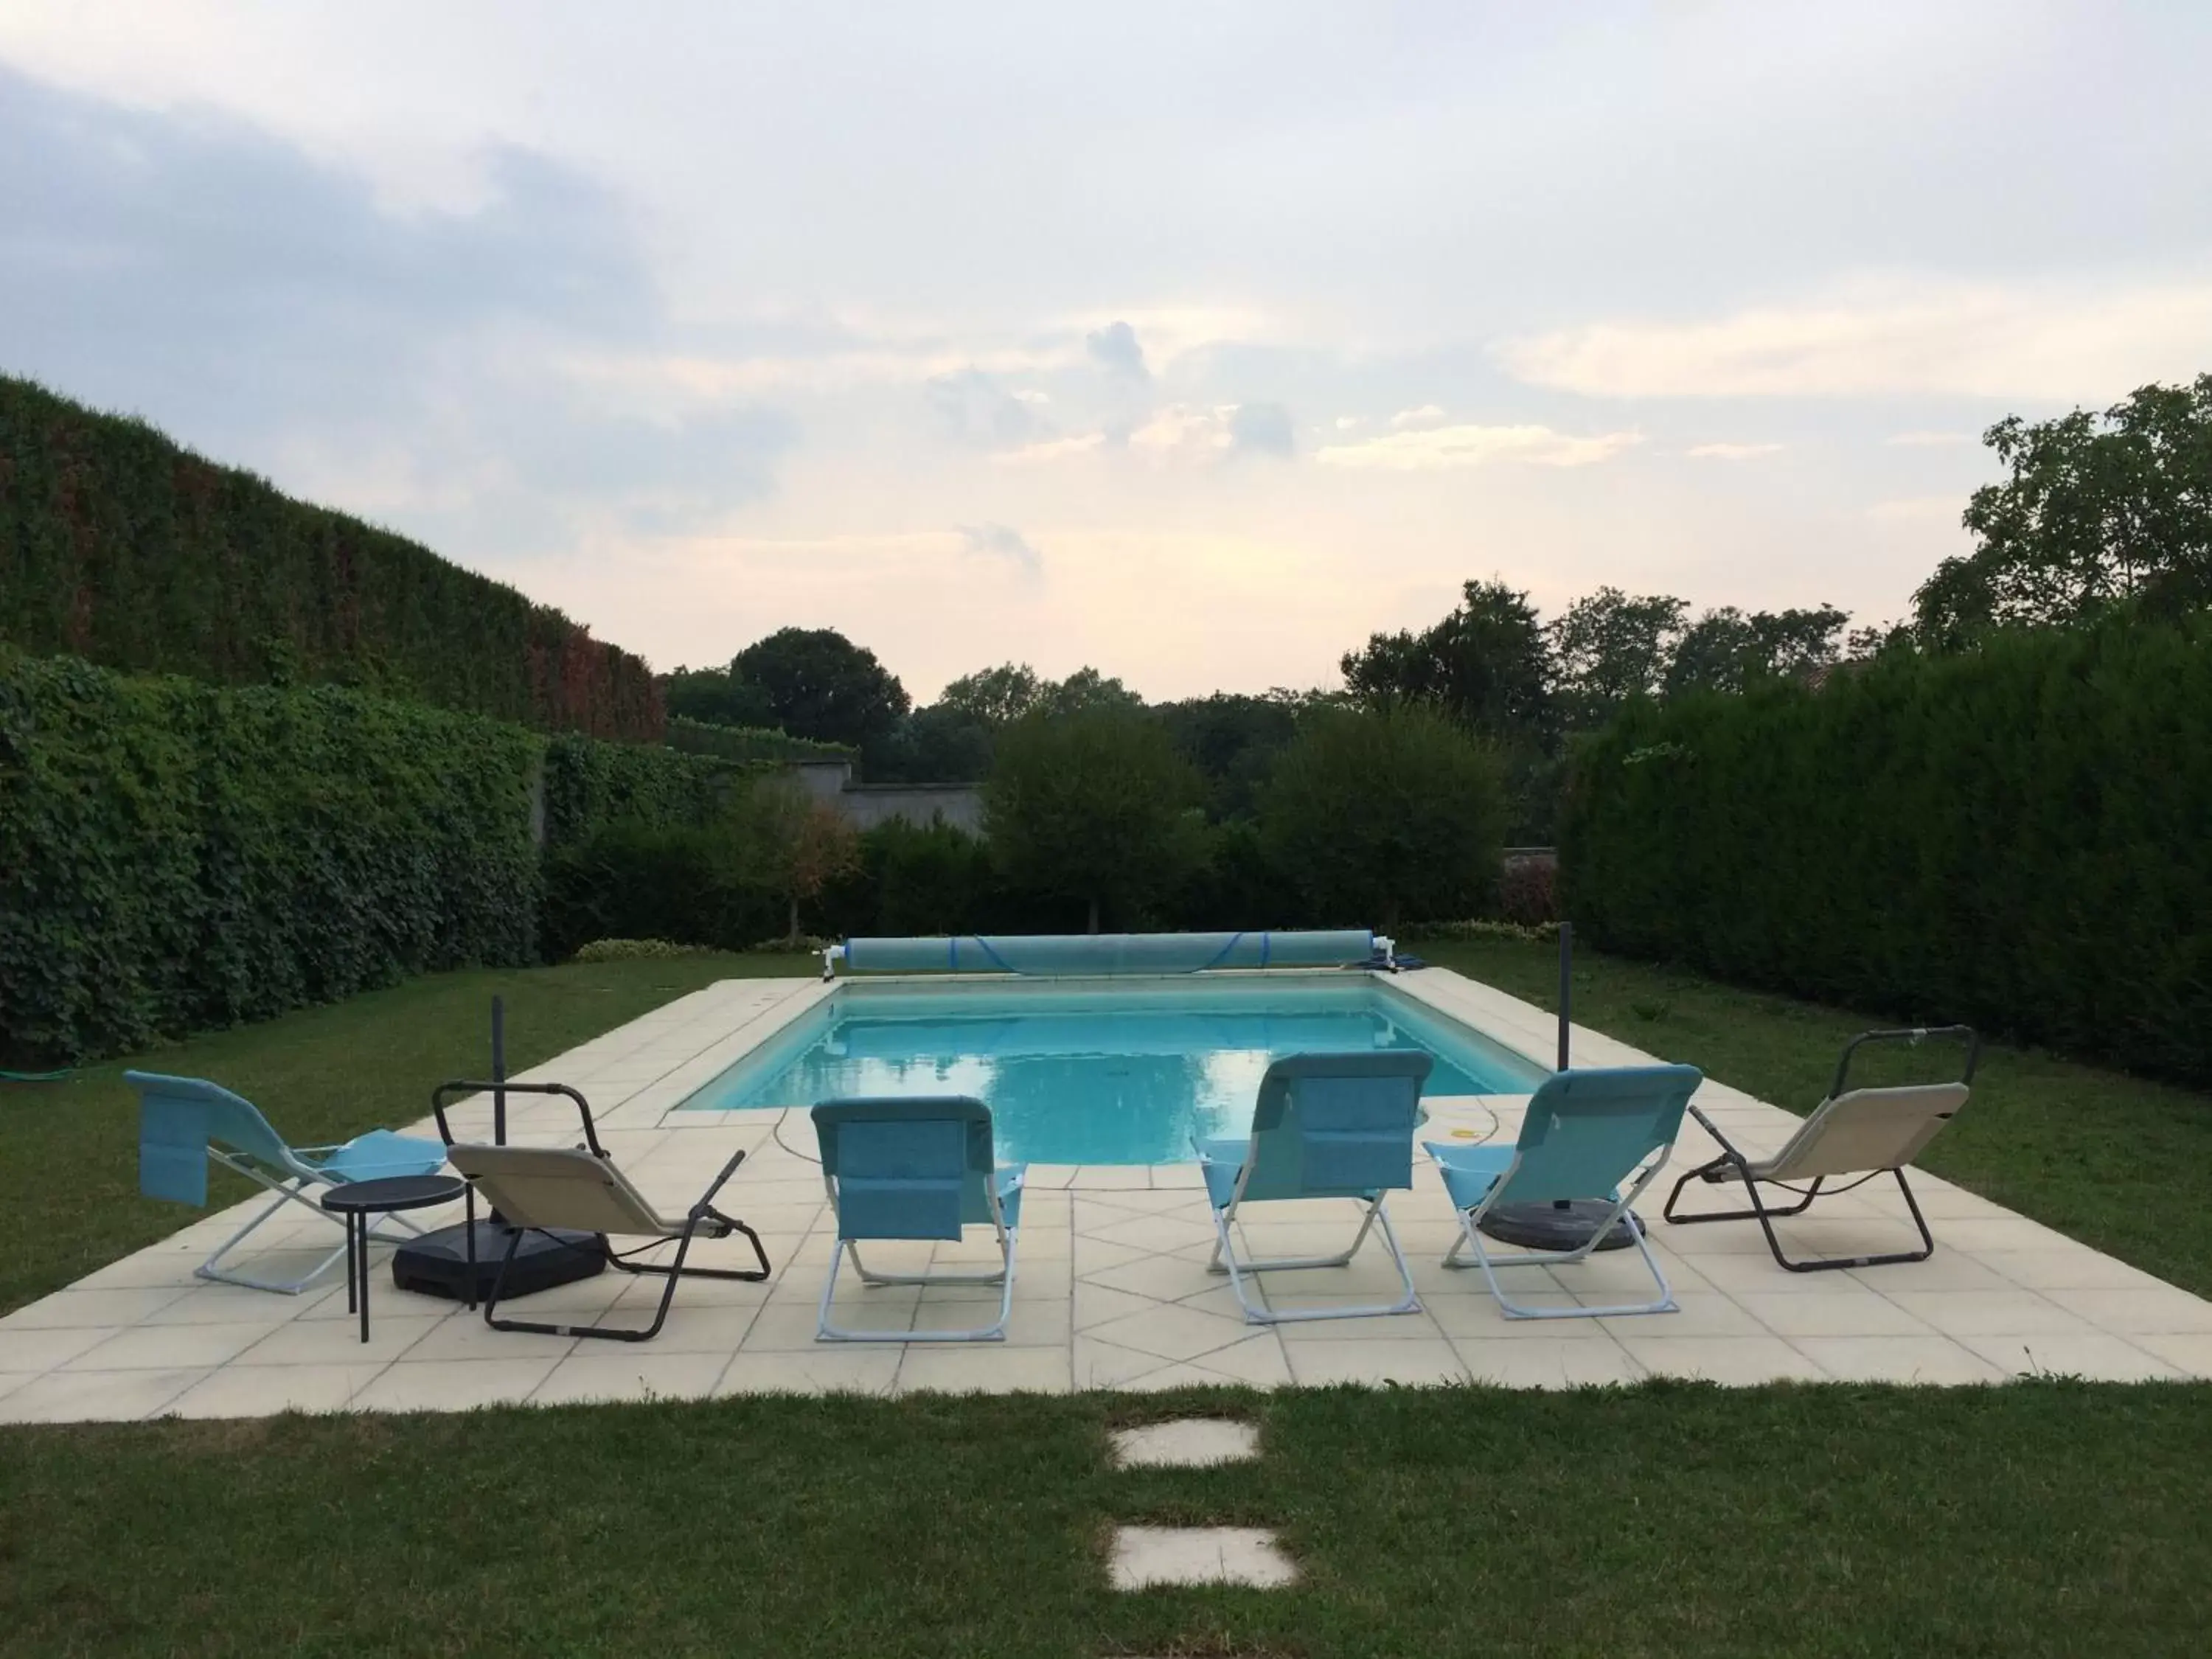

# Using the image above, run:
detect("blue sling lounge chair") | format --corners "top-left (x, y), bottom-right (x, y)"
top-left (1425, 1064), bottom-right (1703, 1319)
top-left (128, 1071), bottom-right (449, 1294)
top-left (812, 1096), bottom-right (1027, 1343)
top-left (1194, 1051), bottom-right (1431, 1325)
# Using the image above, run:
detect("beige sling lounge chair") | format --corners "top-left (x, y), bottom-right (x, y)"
top-left (1663, 1026), bottom-right (1977, 1273)
top-left (448, 1139), bottom-right (771, 1340)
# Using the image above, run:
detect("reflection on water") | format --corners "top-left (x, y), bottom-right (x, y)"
top-left (727, 1002), bottom-right (1506, 1166)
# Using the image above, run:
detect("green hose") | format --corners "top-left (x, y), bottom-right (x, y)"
top-left (1, 1068), bottom-right (71, 1082)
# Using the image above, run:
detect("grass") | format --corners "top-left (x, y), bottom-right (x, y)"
top-left (0, 953), bottom-right (810, 1315)
top-left (1422, 936), bottom-right (2212, 1299)
top-left (2, 1381), bottom-right (2208, 1656)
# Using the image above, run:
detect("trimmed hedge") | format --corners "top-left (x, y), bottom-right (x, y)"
top-left (540, 825), bottom-right (779, 962)
top-left (1561, 622), bottom-right (2212, 1083)
top-left (540, 733), bottom-right (759, 851)
top-left (0, 375), bottom-right (664, 740)
top-left (666, 716), bottom-right (856, 765)
top-left (0, 648), bottom-right (542, 1065)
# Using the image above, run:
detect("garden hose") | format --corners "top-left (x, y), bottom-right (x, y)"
top-left (1, 1068), bottom-right (72, 1083)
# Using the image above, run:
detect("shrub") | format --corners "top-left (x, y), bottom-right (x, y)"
top-left (1261, 703), bottom-right (1508, 932)
top-left (569, 938), bottom-right (716, 963)
top-left (0, 647), bottom-right (540, 1065)
top-left (1562, 619), bottom-right (2212, 1083)
top-left (983, 707), bottom-right (1208, 933)
top-left (1497, 853), bottom-right (1560, 925)
top-left (0, 377), bottom-right (664, 739)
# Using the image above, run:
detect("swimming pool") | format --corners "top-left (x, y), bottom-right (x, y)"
top-left (680, 977), bottom-right (1548, 1164)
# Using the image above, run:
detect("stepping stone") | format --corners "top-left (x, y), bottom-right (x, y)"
top-left (1109, 1417), bottom-right (1260, 1468)
top-left (1108, 1526), bottom-right (1296, 1589)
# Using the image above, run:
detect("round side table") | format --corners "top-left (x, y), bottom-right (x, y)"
top-left (321, 1175), bottom-right (467, 1343)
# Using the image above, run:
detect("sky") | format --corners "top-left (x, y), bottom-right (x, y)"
top-left (4, 2), bottom-right (2211, 701)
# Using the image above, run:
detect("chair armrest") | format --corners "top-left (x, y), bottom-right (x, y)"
top-left (692, 1147), bottom-right (750, 1214)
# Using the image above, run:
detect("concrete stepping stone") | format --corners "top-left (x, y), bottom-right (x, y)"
top-left (1109, 1417), bottom-right (1260, 1468)
top-left (1108, 1526), bottom-right (1297, 1589)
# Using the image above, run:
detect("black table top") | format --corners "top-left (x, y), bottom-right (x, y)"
top-left (320, 1173), bottom-right (466, 1215)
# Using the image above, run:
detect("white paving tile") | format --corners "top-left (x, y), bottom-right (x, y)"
top-left (1110, 1418), bottom-right (1260, 1467)
top-left (1109, 1526), bottom-right (1297, 1590)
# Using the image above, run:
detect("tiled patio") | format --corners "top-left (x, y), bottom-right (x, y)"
top-left (4, 969), bottom-right (2210, 1422)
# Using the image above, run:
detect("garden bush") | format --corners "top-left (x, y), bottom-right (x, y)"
top-left (0, 647), bottom-right (541, 1065)
top-left (1562, 620), bottom-right (2212, 1083)
top-left (0, 376), bottom-right (663, 739)
top-left (1262, 703), bottom-right (1507, 931)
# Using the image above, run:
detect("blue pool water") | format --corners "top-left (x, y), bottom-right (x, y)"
top-left (684, 981), bottom-right (1547, 1165)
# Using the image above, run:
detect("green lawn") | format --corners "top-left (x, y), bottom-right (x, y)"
top-left (4, 1381), bottom-right (2210, 1657)
top-left (0, 953), bottom-right (803, 1315)
top-left (1421, 936), bottom-right (2212, 1298)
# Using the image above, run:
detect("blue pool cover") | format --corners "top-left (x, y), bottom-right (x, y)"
top-left (840, 929), bottom-right (1376, 975)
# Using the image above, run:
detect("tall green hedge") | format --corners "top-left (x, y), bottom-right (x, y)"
top-left (540, 733), bottom-right (759, 850)
top-left (0, 647), bottom-right (544, 1065)
top-left (0, 375), bottom-right (664, 740)
top-left (1561, 622), bottom-right (2212, 1083)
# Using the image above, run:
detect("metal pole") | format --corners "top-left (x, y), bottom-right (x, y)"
top-left (1557, 922), bottom-right (1572, 1072)
top-left (491, 995), bottom-right (507, 1146)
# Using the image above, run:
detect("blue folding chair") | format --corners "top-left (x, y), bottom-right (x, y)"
top-left (1193, 1051), bottom-right (1431, 1325)
top-left (128, 1071), bottom-right (449, 1294)
top-left (811, 1097), bottom-right (1027, 1343)
top-left (1425, 1064), bottom-right (1703, 1318)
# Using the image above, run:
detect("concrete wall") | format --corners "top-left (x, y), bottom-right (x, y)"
top-left (838, 784), bottom-right (985, 835)
top-left (778, 758), bottom-right (984, 834)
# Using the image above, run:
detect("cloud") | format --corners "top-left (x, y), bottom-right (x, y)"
top-left (1228, 401), bottom-right (1295, 457)
top-left (955, 522), bottom-right (1043, 573)
top-left (925, 368), bottom-right (1048, 445)
top-left (1333, 415), bottom-right (1363, 431)
top-left (1085, 319), bottom-right (1150, 379)
top-left (1388, 404), bottom-right (1449, 431)
top-left (1686, 441), bottom-right (1785, 460)
top-left (0, 65), bottom-right (792, 558)
top-left (1495, 277), bottom-right (2212, 400)
top-left (1885, 429), bottom-right (1975, 447)
top-left (1128, 404), bottom-right (1234, 462)
top-left (992, 431), bottom-right (1107, 465)
top-left (1315, 424), bottom-right (1642, 471)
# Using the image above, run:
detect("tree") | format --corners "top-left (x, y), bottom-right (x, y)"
top-left (729, 627), bottom-right (911, 747)
top-left (1037, 667), bottom-right (1144, 717)
top-left (1547, 587), bottom-right (1688, 727)
top-left (862, 702), bottom-right (996, 784)
top-left (983, 706), bottom-right (1206, 933)
top-left (1261, 703), bottom-right (1506, 932)
top-left (1664, 604), bottom-right (1848, 695)
top-left (661, 665), bottom-right (776, 728)
top-left (1916, 375), bottom-right (2212, 646)
top-left (1340, 578), bottom-right (1555, 745)
top-left (732, 776), bottom-right (862, 944)
top-left (1155, 691), bottom-right (1310, 821)
top-left (938, 663), bottom-right (1044, 726)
